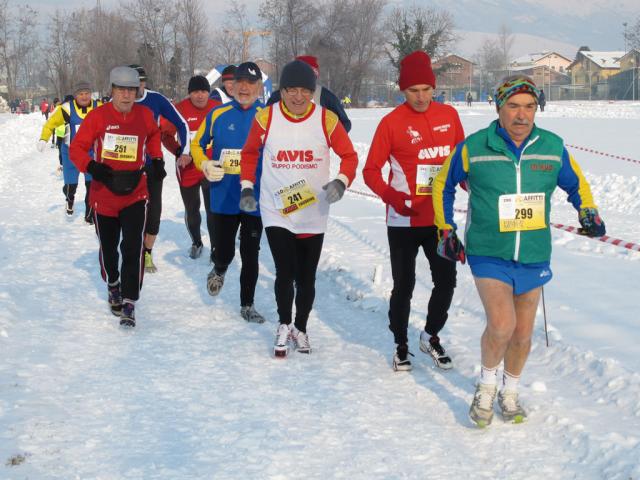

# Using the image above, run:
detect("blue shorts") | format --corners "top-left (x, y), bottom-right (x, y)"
top-left (468, 255), bottom-right (552, 295)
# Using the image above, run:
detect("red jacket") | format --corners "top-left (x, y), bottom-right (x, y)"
top-left (70, 102), bottom-right (162, 217)
top-left (40, 101), bottom-right (49, 113)
top-left (363, 101), bottom-right (464, 227)
top-left (160, 97), bottom-right (218, 187)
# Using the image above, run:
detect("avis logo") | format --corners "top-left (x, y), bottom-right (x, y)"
top-left (106, 125), bottom-right (120, 131)
top-left (418, 145), bottom-right (450, 159)
top-left (406, 126), bottom-right (422, 144)
top-left (276, 150), bottom-right (315, 161)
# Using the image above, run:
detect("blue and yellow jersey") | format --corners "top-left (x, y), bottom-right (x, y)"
top-left (191, 99), bottom-right (264, 216)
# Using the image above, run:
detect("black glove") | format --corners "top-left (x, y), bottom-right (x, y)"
top-left (146, 158), bottom-right (167, 180)
top-left (322, 178), bottom-right (347, 204)
top-left (87, 160), bottom-right (113, 183)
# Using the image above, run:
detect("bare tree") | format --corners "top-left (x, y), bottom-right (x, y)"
top-left (625, 16), bottom-right (640, 49)
top-left (210, 26), bottom-right (243, 65)
top-left (0, 1), bottom-right (39, 99)
top-left (474, 37), bottom-right (504, 95)
top-left (70, 5), bottom-right (137, 94)
top-left (386, 4), bottom-right (456, 73)
top-left (121, 0), bottom-right (179, 91)
top-left (177, 0), bottom-right (208, 76)
top-left (259, 0), bottom-right (318, 76)
top-left (45, 10), bottom-right (74, 98)
top-left (498, 23), bottom-right (515, 71)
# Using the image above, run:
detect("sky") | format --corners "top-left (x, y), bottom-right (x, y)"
top-left (22, 0), bottom-right (640, 57)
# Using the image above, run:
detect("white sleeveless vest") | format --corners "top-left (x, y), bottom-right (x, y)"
top-left (259, 103), bottom-right (332, 233)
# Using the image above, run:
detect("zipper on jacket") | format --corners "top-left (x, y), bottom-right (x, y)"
top-left (513, 135), bottom-right (539, 262)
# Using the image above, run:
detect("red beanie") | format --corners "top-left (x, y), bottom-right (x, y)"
top-left (295, 55), bottom-right (320, 77)
top-left (398, 51), bottom-right (436, 90)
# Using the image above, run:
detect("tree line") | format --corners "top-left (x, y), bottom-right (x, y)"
top-left (3, 0), bottom-right (638, 105)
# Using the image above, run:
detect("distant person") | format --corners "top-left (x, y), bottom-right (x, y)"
top-left (487, 94), bottom-right (493, 106)
top-left (210, 65), bottom-right (236, 103)
top-left (40, 98), bottom-right (50, 119)
top-left (267, 55), bottom-right (351, 132)
top-left (436, 91), bottom-right (446, 103)
top-left (160, 75), bottom-right (219, 260)
top-left (433, 74), bottom-right (605, 427)
top-left (466, 91), bottom-right (473, 106)
top-left (538, 89), bottom-right (546, 112)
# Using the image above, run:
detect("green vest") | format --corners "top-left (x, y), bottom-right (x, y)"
top-left (465, 120), bottom-right (565, 263)
top-left (54, 123), bottom-right (67, 138)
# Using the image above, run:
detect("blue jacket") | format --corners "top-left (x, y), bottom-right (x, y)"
top-left (136, 89), bottom-right (190, 160)
top-left (191, 99), bottom-right (264, 216)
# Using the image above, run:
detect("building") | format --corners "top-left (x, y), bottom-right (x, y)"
top-left (510, 51), bottom-right (572, 74)
top-left (568, 49), bottom-right (624, 99)
top-left (608, 48), bottom-right (640, 100)
top-left (432, 54), bottom-right (475, 102)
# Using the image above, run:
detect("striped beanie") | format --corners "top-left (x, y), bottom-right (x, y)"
top-left (494, 76), bottom-right (540, 109)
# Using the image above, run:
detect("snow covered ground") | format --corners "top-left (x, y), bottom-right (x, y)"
top-left (0, 102), bottom-right (639, 479)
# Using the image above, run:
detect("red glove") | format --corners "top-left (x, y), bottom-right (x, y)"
top-left (382, 187), bottom-right (418, 217)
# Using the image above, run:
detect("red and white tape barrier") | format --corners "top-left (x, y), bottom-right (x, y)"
top-left (566, 144), bottom-right (640, 166)
top-left (347, 188), bottom-right (640, 252)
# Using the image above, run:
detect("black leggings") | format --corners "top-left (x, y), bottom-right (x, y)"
top-left (179, 180), bottom-right (214, 247)
top-left (212, 213), bottom-right (263, 306)
top-left (63, 181), bottom-right (91, 216)
top-left (95, 200), bottom-right (147, 302)
top-left (387, 226), bottom-right (457, 345)
top-left (265, 227), bottom-right (324, 332)
top-left (145, 174), bottom-right (163, 236)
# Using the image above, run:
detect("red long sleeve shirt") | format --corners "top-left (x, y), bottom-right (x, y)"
top-left (363, 101), bottom-right (464, 227)
top-left (70, 102), bottom-right (162, 216)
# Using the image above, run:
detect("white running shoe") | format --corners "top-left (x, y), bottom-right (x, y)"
top-left (240, 304), bottom-right (265, 324)
top-left (274, 323), bottom-right (291, 358)
top-left (498, 389), bottom-right (527, 423)
top-left (469, 383), bottom-right (498, 428)
top-left (291, 326), bottom-right (312, 354)
top-left (392, 344), bottom-right (413, 371)
top-left (206, 269), bottom-right (225, 296)
top-left (419, 331), bottom-right (453, 370)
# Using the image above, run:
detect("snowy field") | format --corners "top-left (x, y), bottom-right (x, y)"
top-left (0, 101), bottom-right (639, 479)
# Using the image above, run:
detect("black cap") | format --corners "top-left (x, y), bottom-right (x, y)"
top-left (128, 64), bottom-right (147, 81)
top-left (234, 62), bottom-right (262, 82)
top-left (188, 75), bottom-right (211, 93)
top-left (220, 65), bottom-right (237, 81)
top-left (279, 60), bottom-right (316, 91)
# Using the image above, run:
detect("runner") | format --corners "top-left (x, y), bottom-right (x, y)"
top-left (240, 59), bottom-right (358, 356)
top-left (69, 66), bottom-right (164, 327)
top-left (363, 50), bottom-right (465, 372)
top-left (210, 65), bottom-right (236, 104)
top-left (38, 81), bottom-right (101, 223)
top-left (191, 62), bottom-right (266, 323)
top-left (129, 64), bottom-right (190, 273)
top-left (160, 75), bottom-right (219, 260)
top-left (432, 74), bottom-right (606, 426)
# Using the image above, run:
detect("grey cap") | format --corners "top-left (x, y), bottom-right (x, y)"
top-left (73, 81), bottom-right (91, 94)
top-left (109, 66), bottom-right (140, 88)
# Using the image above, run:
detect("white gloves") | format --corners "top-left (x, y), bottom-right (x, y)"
top-left (37, 140), bottom-right (48, 153)
top-left (202, 160), bottom-right (225, 182)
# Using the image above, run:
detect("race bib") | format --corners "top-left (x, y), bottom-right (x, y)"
top-left (220, 148), bottom-right (241, 174)
top-left (102, 133), bottom-right (139, 162)
top-left (416, 164), bottom-right (441, 195)
top-left (274, 179), bottom-right (317, 215)
top-left (498, 193), bottom-right (546, 232)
